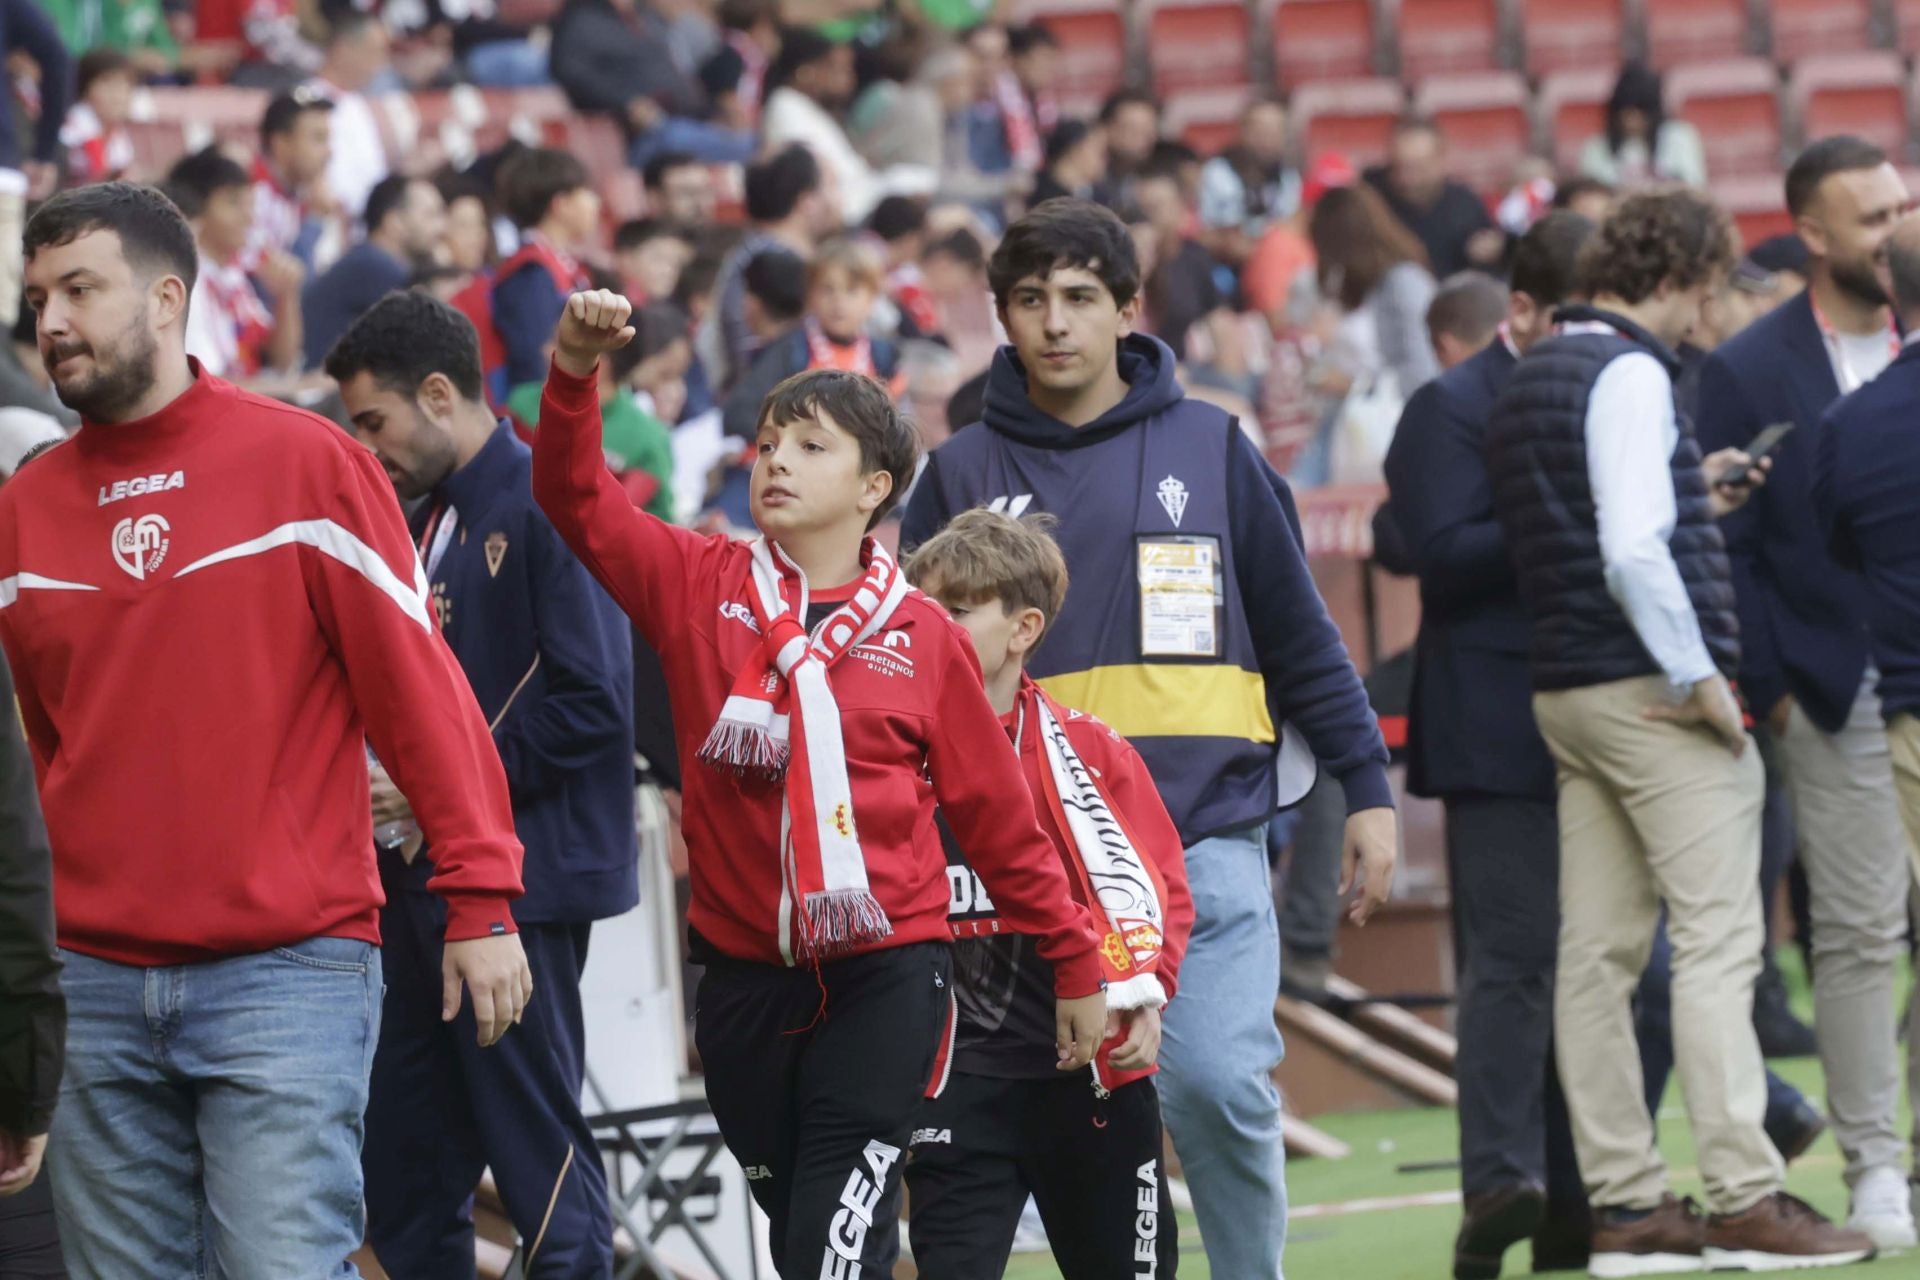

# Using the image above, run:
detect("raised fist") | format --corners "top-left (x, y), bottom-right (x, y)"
top-left (553, 289), bottom-right (636, 379)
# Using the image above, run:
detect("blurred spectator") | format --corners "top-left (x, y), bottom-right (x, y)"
top-left (699, 144), bottom-right (835, 392)
top-left (60, 48), bottom-right (136, 187)
top-left (306, 12), bottom-right (393, 220)
top-left (237, 0), bottom-right (323, 87)
top-left (1198, 99), bottom-right (1298, 268)
top-left (614, 217), bottom-right (694, 304)
top-left (1029, 119), bottom-right (1106, 210)
top-left (1366, 115), bottom-right (1502, 278)
top-left (623, 299), bottom-right (695, 423)
top-left (1578, 63), bottom-right (1707, 191)
top-left (437, 174), bottom-right (495, 274)
top-left (552, 0), bottom-right (750, 169)
top-left (1747, 233), bottom-right (1812, 294)
top-left (43, 0), bottom-right (178, 78)
top-left (699, 0), bottom-right (780, 131)
top-left (764, 27), bottom-right (934, 223)
top-left (383, 0), bottom-right (551, 88)
top-left (1427, 271), bottom-right (1508, 371)
top-left (961, 22), bottom-right (1015, 176)
top-left (867, 194), bottom-right (939, 338)
top-left (1096, 88), bottom-right (1160, 210)
top-left (247, 88), bottom-right (342, 276)
top-left (1495, 158), bottom-right (1557, 236)
top-left (480, 147), bottom-right (597, 402)
top-left (1310, 183), bottom-right (1440, 398)
top-left (302, 174), bottom-right (446, 367)
top-left (1552, 176), bottom-right (1615, 225)
top-left (1000, 24), bottom-right (1060, 172)
top-left (722, 236), bottom-right (901, 438)
top-left (921, 225), bottom-right (999, 372)
top-left (0, 295), bottom-right (77, 427)
top-left (0, 0), bottom-right (73, 330)
top-left (898, 336), bottom-right (961, 449)
top-left (848, 25), bottom-right (946, 172)
top-left (1135, 162), bottom-right (1233, 364)
top-left (173, 146), bottom-right (305, 378)
top-left (643, 152), bottom-right (717, 226)
top-left (738, 245), bottom-right (806, 360)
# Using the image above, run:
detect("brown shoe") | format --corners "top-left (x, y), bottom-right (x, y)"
top-left (1589, 1195), bottom-right (1706, 1278)
top-left (1704, 1192), bottom-right (1877, 1271)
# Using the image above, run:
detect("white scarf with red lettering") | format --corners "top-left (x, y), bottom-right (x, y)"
top-left (699, 537), bottom-right (911, 962)
top-left (995, 70), bottom-right (1045, 173)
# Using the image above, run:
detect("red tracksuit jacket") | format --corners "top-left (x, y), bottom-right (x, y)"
top-left (0, 364), bottom-right (523, 966)
top-left (531, 361), bottom-right (1102, 997)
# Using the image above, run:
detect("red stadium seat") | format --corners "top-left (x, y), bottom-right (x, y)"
top-left (1413, 72), bottom-right (1530, 196)
top-left (1021, 2), bottom-right (1128, 106)
top-left (1290, 77), bottom-right (1407, 169)
top-left (1767, 0), bottom-right (1873, 62)
top-left (1791, 53), bottom-right (1907, 163)
top-left (1643, 0), bottom-right (1750, 70)
top-left (1148, 0), bottom-right (1254, 96)
top-left (124, 120), bottom-right (188, 179)
top-left (1520, 0), bottom-right (1625, 77)
top-left (1273, 0), bottom-right (1375, 87)
top-left (1898, 0), bottom-right (1920, 57)
top-left (1717, 172), bottom-right (1793, 246)
top-left (1396, 0), bottom-right (1502, 80)
top-left (1666, 58), bottom-right (1782, 179)
top-left (495, 0), bottom-right (561, 23)
top-left (1535, 66), bottom-right (1616, 174)
top-left (1165, 87), bottom-right (1254, 153)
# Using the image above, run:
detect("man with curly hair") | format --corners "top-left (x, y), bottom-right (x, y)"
top-left (1486, 188), bottom-right (1879, 1276)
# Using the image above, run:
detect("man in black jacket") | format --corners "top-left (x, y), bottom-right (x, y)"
top-left (1364, 116), bottom-right (1502, 278)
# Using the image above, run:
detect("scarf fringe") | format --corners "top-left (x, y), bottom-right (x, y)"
top-left (1105, 972), bottom-right (1167, 1012)
top-left (696, 719), bottom-right (791, 779)
top-left (798, 887), bottom-right (895, 959)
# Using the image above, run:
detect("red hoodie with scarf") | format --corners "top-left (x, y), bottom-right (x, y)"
top-left (531, 361), bottom-right (1102, 996)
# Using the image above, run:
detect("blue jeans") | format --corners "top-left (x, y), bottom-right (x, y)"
top-left (1157, 822), bottom-right (1289, 1278)
top-left (628, 117), bottom-right (759, 169)
top-left (47, 937), bottom-right (384, 1279)
top-left (464, 40), bottom-right (551, 87)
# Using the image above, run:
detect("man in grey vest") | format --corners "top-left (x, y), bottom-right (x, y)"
top-left (1485, 188), bottom-right (1876, 1276)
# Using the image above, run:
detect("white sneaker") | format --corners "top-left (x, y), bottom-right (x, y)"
top-left (1848, 1165), bottom-right (1917, 1252)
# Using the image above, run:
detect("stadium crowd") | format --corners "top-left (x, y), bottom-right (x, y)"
top-left (0, 2), bottom-right (1918, 1280)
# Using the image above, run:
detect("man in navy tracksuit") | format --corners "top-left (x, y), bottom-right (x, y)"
top-left (328, 291), bottom-right (639, 1278)
top-left (902, 198), bottom-right (1397, 1279)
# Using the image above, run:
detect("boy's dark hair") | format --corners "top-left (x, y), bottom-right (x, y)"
top-left (326, 9), bottom-right (382, 47)
top-left (1785, 135), bottom-right (1888, 217)
top-left (364, 174), bottom-right (416, 237)
top-left (497, 146), bottom-right (590, 230)
top-left (408, 263), bottom-right (468, 291)
top-left (164, 147), bottom-right (251, 220)
top-left (1509, 209), bottom-right (1595, 307)
top-left (1008, 22), bottom-right (1059, 57)
top-left (324, 289), bottom-right (486, 402)
top-left (757, 369), bottom-right (920, 527)
top-left (436, 171), bottom-right (491, 212)
top-left (1550, 175), bottom-right (1612, 211)
top-left (718, 0), bottom-right (776, 32)
top-left (988, 198), bottom-right (1141, 310)
top-left (24, 182), bottom-right (198, 294)
top-left (769, 26), bottom-right (837, 92)
top-left (674, 243), bottom-right (731, 311)
top-left (1426, 271), bottom-right (1508, 348)
top-left (867, 195), bottom-right (928, 244)
top-left (76, 48), bottom-right (135, 101)
top-left (614, 217), bottom-right (691, 252)
top-left (1043, 119), bottom-right (1094, 170)
top-left (1576, 189), bottom-right (1734, 304)
top-left (1099, 87), bottom-right (1157, 126)
top-left (1148, 140), bottom-right (1198, 173)
top-left (260, 85), bottom-right (332, 147)
top-left (643, 150), bottom-right (701, 194)
top-left (927, 227), bottom-right (986, 272)
top-left (903, 509), bottom-right (1069, 645)
top-left (745, 144), bottom-right (822, 224)
top-left (743, 248), bottom-right (807, 323)
top-left (611, 300), bottom-right (691, 381)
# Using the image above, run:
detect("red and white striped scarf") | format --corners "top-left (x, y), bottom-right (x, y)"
top-left (699, 537), bottom-right (911, 962)
top-left (804, 316), bottom-right (876, 378)
top-left (994, 70), bottom-right (1047, 173)
top-left (727, 30), bottom-right (769, 127)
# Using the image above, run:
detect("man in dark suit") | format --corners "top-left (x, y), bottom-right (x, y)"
top-left (1384, 212), bottom-right (1593, 1280)
top-left (1694, 136), bottom-right (1920, 1251)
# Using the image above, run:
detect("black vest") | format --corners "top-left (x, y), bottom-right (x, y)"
top-left (1485, 305), bottom-right (1740, 691)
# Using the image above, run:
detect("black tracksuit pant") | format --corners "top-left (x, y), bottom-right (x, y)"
top-left (693, 939), bottom-right (953, 1280)
top-left (905, 1070), bottom-right (1179, 1279)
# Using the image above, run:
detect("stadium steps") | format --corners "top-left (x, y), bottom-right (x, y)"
top-left (1323, 975), bottom-right (1458, 1076)
top-left (1274, 994), bottom-right (1459, 1115)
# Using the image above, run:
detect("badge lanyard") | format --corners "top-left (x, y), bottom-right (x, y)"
top-left (417, 503), bottom-right (458, 580)
top-left (1810, 293), bottom-right (1899, 394)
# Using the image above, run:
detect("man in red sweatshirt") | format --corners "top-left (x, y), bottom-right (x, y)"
top-left (903, 508), bottom-right (1194, 1278)
top-left (0, 182), bottom-right (532, 1278)
top-left (532, 289), bottom-right (1105, 1280)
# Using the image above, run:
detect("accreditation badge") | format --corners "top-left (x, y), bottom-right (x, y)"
top-left (1137, 536), bottom-right (1223, 659)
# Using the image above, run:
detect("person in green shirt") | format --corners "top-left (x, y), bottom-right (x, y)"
top-left (509, 301), bottom-right (687, 524)
top-left (42, 0), bottom-right (177, 76)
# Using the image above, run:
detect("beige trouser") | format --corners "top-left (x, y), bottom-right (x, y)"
top-left (1774, 677), bottom-right (1920, 1183)
top-left (0, 189), bottom-right (22, 331)
top-left (1534, 676), bottom-right (1784, 1215)
top-left (1874, 713), bottom-right (1920, 1158)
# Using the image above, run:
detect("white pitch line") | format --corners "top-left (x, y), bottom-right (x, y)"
top-left (1291, 1190), bottom-right (1463, 1220)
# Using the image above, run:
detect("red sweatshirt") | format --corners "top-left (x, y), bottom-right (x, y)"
top-left (0, 365), bottom-right (523, 966)
top-left (531, 361), bottom-right (1102, 997)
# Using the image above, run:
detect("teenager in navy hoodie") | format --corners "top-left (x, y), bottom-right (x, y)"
top-left (901, 197), bottom-right (1397, 1278)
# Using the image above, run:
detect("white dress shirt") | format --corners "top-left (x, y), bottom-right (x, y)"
top-left (1576, 336), bottom-right (1719, 690)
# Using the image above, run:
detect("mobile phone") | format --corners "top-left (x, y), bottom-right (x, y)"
top-left (1717, 420), bottom-right (1796, 487)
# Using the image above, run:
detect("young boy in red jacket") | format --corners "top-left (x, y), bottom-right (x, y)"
top-left (903, 509), bottom-right (1194, 1279)
top-left (531, 289), bottom-right (1107, 1279)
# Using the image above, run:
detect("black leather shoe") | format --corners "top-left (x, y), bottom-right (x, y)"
top-left (1455, 1186), bottom-right (1546, 1280)
top-left (1766, 1097), bottom-right (1828, 1164)
top-left (1531, 1206), bottom-right (1592, 1274)
top-left (1752, 974), bottom-right (1819, 1059)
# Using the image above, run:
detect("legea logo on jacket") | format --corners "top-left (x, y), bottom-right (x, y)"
top-left (112, 513), bottom-right (170, 580)
top-left (98, 470), bottom-right (185, 506)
